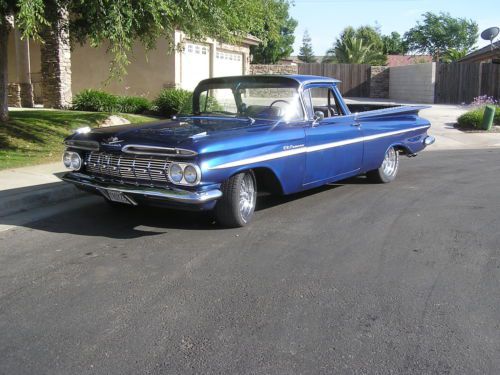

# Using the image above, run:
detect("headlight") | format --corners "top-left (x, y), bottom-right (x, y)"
top-left (70, 153), bottom-right (82, 170)
top-left (63, 152), bottom-right (72, 168)
top-left (168, 163), bottom-right (201, 185)
top-left (183, 165), bottom-right (198, 184)
top-left (62, 151), bottom-right (82, 171)
top-left (169, 163), bottom-right (184, 183)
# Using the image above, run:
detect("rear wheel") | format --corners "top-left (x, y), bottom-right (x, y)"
top-left (367, 146), bottom-right (399, 183)
top-left (215, 171), bottom-right (257, 227)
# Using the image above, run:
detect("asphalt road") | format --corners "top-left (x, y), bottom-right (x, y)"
top-left (0, 149), bottom-right (499, 375)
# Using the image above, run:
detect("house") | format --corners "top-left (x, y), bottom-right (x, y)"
top-left (386, 55), bottom-right (433, 67)
top-left (459, 41), bottom-right (500, 64)
top-left (7, 30), bottom-right (260, 106)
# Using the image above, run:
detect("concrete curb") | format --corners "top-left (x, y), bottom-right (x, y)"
top-left (0, 182), bottom-right (84, 218)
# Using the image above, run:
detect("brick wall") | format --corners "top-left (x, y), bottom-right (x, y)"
top-left (370, 66), bottom-right (389, 98)
top-left (250, 64), bottom-right (298, 75)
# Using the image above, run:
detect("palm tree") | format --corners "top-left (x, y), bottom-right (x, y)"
top-left (324, 37), bottom-right (386, 65)
top-left (441, 48), bottom-right (468, 63)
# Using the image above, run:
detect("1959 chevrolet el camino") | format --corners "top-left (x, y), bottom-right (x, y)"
top-left (61, 75), bottom-right (434, 227)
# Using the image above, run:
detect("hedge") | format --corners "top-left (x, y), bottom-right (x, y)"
top-left (457, 106), bottom-right (500, 129)
top-left (152, 88), bottom-right (193, 117)
top-left (72, 89), bottom-right (151, 114)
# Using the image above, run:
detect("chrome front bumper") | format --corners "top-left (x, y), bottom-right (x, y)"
top-left (62, 172), bottom-right (222, 204)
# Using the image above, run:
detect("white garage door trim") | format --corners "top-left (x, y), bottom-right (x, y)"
top-left (181, 42), bottom-right (210, 90)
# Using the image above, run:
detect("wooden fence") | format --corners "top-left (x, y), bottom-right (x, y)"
top-left (435, 63), bottom-right (500, 104)
top-left (297, 63), bottom-right (371, 97)
top-left (296, 62), bottom-right (500, 104)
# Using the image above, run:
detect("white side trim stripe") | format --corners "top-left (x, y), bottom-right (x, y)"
top-left (209, 125), bottom-right (429, 170)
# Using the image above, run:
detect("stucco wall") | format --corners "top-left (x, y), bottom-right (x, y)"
top-left (389, 63), bottom-right (436, 103)
top-left (7, 33), bottom-right (42, 102)
top-left (8, 30), bottom-right (251, 101)
top-left (71, 39), bottom-right (176, 98)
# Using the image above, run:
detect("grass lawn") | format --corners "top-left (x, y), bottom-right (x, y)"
top-left (0, 110), bottom-right (160, 170)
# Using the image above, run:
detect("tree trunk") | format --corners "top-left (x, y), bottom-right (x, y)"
top-left (0, 18), bottom-right (12, 122)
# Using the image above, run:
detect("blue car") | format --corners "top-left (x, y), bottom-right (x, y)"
top-left (62, 75), bottom-right (434, 227)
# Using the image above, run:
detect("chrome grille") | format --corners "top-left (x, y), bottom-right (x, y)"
top-left (85, 152), bottom-right (171, 184)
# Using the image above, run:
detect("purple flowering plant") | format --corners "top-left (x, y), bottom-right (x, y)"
top-left (470, 95), bottom-right (499, 108)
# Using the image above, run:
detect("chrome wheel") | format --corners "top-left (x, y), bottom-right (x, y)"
top-left (239, 173), bottom-right (256, 222)
top-left (381, 147), bottom-right (398, 177)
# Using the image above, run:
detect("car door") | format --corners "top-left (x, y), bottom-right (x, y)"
top-left (302, 85), bottom-right (363, 185)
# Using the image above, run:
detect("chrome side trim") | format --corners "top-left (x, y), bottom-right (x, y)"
top-left (62, 173), bottom-right (221, 204)
top-left (122, 144), bottom-right (197, 157)
top-left (209, 125), bottom-right (430, 170)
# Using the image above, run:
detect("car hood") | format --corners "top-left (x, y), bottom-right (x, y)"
top-left (69, 116), bottom-right (276, 150)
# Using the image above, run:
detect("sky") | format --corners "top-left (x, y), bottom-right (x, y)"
top-left (289, 0), bottom-right (498, 55)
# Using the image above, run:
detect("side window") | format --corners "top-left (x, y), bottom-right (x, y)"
top-left (308, 87), bottom-right (344, 118)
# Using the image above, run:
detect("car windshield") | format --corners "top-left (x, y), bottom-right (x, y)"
top-left (194, 79), bottom-right (304, 121)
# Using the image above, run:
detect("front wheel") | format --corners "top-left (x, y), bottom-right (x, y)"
top-left (215, 171), bottom-right (257, 227)
top-left (367, 146), bottom-right (399, 183)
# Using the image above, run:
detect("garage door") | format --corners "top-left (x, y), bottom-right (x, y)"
top-left (181, 43), bottom-right (210, 90)
top-left (215, 50), bottom-right (244, 77)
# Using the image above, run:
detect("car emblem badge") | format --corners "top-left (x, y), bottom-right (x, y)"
top-left (102, 136), bottom-right (123, 145)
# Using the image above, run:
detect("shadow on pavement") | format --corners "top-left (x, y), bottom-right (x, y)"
top-left (0, 176), bottom-right (369, 239)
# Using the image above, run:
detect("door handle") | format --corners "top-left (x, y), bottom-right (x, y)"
top-left (351, 122), bottom-right (361, 127)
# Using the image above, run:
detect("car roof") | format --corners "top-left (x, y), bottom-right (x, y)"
top-left (197, 74), bottom-right (340, 88)
top-left (285, 74), bottom-right (340, 85)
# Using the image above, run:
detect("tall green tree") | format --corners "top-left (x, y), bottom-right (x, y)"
top-left (251, 0), bottom-right (297, 64)
top-left (404, 12), bottom-right (478, 61)
top-left (324, 25), bottom-right (387, 65)
top-left (382, 32), bottom-right (408, 55)
top-left (298, 30), bottom-right (316, 63)
top-left (0, 0), bottom-right (277, 121)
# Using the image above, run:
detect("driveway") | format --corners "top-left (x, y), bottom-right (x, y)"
top-left (1, 149), bottom-right (499, 374)
top-left (345, 98), bottom-right (500, 150)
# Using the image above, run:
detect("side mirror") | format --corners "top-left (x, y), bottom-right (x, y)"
top-left (312, 111), bottom-right (325, 126)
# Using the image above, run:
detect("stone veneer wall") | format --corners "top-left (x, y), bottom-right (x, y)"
top-left (8, 83), bottom-right (21, 107)
top-left (40, 7), bottom-right (72, 108)
top-left (370, 66), bottom-right (389, 98)
top-left (250, 64), bottom-right (298, 75)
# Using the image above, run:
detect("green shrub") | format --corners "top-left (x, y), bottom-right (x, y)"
top-left (200, 95), bottom-right (223, 112)
top-left (72, 89), bottom-right (119, 112)
top-left (457, 106), bottom-right (500, 129)
top-left (153, 88), bottom-right (193, 117)
top-left (117, 96), bottom-right (151, 114)
top-left (72, 89), bottom-right (151, 114)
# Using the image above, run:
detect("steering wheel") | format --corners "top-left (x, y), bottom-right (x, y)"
top-left (269, 99), bottom-right (290, 107)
